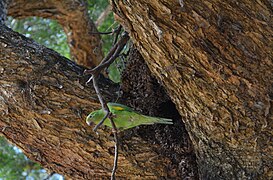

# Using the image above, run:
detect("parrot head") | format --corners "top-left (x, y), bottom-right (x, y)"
top-left (86, 110), bottom-right (104, 126)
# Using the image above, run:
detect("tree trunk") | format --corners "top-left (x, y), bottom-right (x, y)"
top-left (112, 0), bottom-right (273, 179)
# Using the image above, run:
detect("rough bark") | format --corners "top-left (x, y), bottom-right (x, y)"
top-left (112, 0), bottom-right (273, 179)
top-left (2, 0), bottom-right (272, 179)
top-left (7, 0), bottom-right (103, 68)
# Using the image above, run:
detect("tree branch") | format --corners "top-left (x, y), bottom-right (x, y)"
top-left (84, 30), bottom-right (129, 179)
top-left (95, 4), bottom-right (112, 26)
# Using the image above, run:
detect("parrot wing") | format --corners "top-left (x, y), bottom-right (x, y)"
top-left (114, 113), bottom-right (173, 130)
top-left (107, 102), bottom-right (134, 112)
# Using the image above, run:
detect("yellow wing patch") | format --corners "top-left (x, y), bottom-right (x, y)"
top-left (112, 106), bottom-right (124, 111)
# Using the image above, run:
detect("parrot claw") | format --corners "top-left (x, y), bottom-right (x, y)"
top-left (111, 114), bottom-right (117, 118)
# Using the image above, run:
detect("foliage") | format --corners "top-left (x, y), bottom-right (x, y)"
top-left (0, 136), bottom-right (61, 180)
top-left (107, 47), bottom-right (130, 83)
top-left (6, 17), bottom-right (70, 59)
top-left (88, 0), bottom-right (116, 54)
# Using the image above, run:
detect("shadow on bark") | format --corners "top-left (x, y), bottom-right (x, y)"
top-left (120, 48), bottom-right (198, 179)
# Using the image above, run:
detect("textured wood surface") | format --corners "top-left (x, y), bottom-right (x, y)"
top-left (112, 0), bottom-right (273, 178)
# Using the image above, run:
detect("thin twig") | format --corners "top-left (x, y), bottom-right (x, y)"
top-left (89, 25), bottom-right (123, 36)
top-left (92, 76), bottom-right (119, 179)
top-left (92, 75), bottom-right (110, 132)
top-left (84, 32), bottom-right (129, 76)
top-left (113, 25), bottom-right (122, 45)
top-left (85, 29), bottom-right (129, 179)
top-left (109, 117), bottom-right (118, 180)
top-left (85, 32), bottom-right (129, 131)
top-left (89, 31), bottom-right (114, 35)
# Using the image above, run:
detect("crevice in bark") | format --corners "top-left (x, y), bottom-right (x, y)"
top-left (120, 48), bottom-right (199, 179)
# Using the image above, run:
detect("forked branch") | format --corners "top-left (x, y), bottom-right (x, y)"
top-left (84, 30), bottom-right (129, 180)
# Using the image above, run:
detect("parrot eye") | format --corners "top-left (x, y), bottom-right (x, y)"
top-left (86, 114), bottom-right (95, 126)
top-left (87, 116), bottom-right (94, 126)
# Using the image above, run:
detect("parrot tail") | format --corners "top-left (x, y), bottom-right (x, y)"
top-left (148, 117), bottom-right (173, 124)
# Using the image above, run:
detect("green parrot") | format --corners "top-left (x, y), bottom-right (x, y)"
top-left (86, 103), bottom-right (173, 130)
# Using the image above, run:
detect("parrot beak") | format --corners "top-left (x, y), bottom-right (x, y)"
top-left (86, 113), bottom-right (94, 126)
top-left (86, 120), bottom-right (94, 126)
